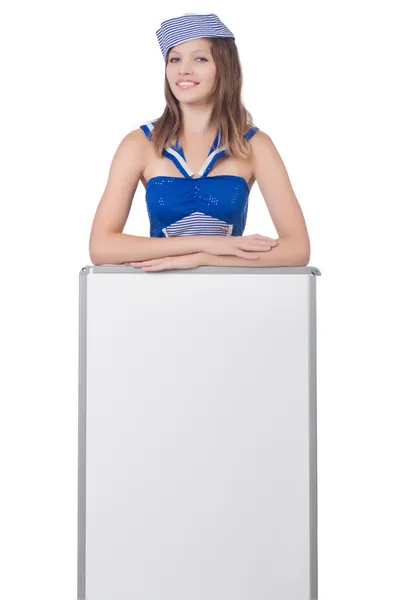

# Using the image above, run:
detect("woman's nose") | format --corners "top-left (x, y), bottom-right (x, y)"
top-left (179, 61), bottom-right (193, 72)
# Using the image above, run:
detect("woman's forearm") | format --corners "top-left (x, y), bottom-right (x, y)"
top-left (90, 232), bottom-right (309, 267)
top-left (90, 232), bottom-right (218, 265)
top-left (199, 236), bottom-right (310, 268)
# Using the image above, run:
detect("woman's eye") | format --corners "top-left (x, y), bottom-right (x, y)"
top-left (169, 57), bottom-right (207, 63)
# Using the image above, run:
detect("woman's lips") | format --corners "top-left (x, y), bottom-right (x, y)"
top-left (176, 82), bottom-right (200, 90)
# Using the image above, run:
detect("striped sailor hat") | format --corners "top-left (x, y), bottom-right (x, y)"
top-left (156, 13), bottom-right (235, 61)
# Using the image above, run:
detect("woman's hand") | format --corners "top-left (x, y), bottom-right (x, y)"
top-left (202, 234), bottom-right (278, 259)
top-left (125, 252), bottom-right (204, 271)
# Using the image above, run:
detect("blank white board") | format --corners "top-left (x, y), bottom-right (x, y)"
top-left (78, 264), bottom-right (320, 600)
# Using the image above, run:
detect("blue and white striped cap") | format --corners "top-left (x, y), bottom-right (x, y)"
top-left (156, 13), bottom-right (235, 61)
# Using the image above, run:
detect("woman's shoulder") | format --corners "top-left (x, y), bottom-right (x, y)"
top-left (246, 127), bottom-right (272, 145)
top-left (124, 119), bottom-right (159, 148)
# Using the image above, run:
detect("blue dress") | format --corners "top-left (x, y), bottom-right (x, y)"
top-left (139, 120), bottom-right (259, 238)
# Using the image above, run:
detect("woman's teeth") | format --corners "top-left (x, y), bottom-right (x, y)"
top-left (177, 82), bottom-right (199, 88)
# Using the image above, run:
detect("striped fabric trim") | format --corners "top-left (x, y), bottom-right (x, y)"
top-left (162, 212), bottom-right (234, 237)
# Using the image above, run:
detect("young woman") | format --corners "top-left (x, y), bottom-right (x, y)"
top-left (89, 12), bottom-right (310, 270)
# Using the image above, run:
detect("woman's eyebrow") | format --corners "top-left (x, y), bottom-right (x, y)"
top-left (169, 49), bottom-right (210, 55)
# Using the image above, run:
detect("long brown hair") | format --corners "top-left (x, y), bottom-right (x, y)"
top-left (149, 37), bottom-right (257, 160)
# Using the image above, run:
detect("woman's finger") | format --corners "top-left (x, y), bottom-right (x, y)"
top-left (142, 264), bottom-right (166, 271)
top-left (130, 260), bottom-right (160, 266)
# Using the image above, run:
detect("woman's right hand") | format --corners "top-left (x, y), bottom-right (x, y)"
top-left (203, 234), bottom-right (278, 259)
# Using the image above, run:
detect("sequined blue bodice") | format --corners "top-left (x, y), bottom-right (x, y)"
top-left (139, 120), bottom-right (259, 238)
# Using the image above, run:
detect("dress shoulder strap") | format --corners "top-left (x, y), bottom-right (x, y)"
top-left (244, 126), bottom-right (260, 141)
top-left (139, 120), bottom-right (157, 141)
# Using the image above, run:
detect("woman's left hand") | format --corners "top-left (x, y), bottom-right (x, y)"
top-left (125, 252), bottom-right (203, 271)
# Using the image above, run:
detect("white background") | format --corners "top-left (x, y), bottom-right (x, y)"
top-left (1, 1), bottom-right (396, 599)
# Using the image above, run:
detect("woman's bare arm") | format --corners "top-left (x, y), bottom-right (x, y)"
top-left (91, 232), bottom-right (220, 265)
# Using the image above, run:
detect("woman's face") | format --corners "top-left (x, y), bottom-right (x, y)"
top-left (166, 38), bottom-right (217, 102)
